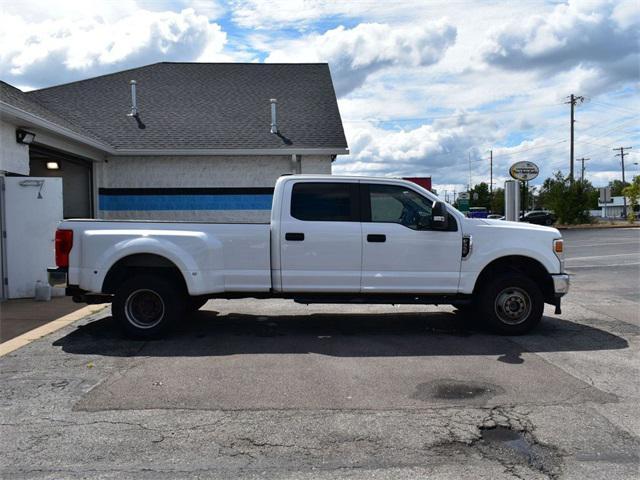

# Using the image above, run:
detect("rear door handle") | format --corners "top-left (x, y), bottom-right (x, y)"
top-left (285, 232), bottom-right (305, 241)
top-left (367, 234), bottom-right (386, 243)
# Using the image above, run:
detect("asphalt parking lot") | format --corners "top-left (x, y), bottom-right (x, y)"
top-left (1, 228), bottom-right (638, 479)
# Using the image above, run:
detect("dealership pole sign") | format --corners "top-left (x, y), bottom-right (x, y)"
top-left (509, 161), bottom-right (539, 181)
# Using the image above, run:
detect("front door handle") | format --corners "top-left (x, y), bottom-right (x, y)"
top-left (367, 234), bottom-right (386, 243)
top-left (285, 232), bottom-right (305, 241)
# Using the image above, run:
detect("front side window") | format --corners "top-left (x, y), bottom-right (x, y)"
top-left (291, 182), bottom-right (356, 221)
top-left (369, 184), bottom-right (433, 230)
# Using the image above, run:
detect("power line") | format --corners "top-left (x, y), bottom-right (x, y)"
top-left (587, 99), bottom-right (639, 115)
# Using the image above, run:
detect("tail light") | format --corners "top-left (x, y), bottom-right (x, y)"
top-left (55, 229), bottom-right (73, 268)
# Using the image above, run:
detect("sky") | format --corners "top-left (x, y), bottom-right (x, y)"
top-left (1, 0), bottom-right (638, 197)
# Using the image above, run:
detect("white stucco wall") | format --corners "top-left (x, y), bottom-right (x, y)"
top-left (96, 154), bottom-right (333, 222)
top-left (0, 120), bottom-right (29, 175)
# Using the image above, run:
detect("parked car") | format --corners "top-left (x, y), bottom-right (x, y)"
top-left (520, 210), bottom-right (556, 226)
top-left (49, 175), bottom-right (569, 338)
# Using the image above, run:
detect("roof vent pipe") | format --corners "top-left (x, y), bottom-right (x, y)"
top-left (127, 80), bottom-right (137, 117)
top-left (270, 98), bottom-right (278, 134)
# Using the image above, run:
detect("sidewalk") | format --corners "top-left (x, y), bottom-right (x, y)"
top-left (0, 297), bottom-right (83, 343)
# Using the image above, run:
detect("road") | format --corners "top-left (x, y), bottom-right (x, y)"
top-left (1, 228), bottom-right (638, 479)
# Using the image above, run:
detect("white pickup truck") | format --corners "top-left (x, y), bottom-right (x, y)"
top-left (49, 175), bottom-right (569, 338)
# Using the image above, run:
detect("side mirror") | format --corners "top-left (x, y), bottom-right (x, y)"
top-left (431, 201), bottom-right (449, 230)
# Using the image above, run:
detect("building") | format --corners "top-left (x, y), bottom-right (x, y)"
top-left (597, 195), bottom-right (634, 218)
top-left (0, 62), bottom-right (349, 299)
top-left (403, 177), bottom-right (432, 192)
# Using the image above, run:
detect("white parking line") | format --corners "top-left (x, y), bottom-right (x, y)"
top-left (567, 262), bottom-right (640, 269)
top-left (565, 253), bottom-right (640, 261)
top-left (566, 242), bottom-right (640, 248)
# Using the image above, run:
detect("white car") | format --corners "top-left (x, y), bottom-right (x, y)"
top-left (49, 175), bottom-right (569, 338)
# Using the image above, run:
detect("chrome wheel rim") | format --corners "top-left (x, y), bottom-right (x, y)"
top-left (124, 289), bottom-right (165, 329)
top-left (494, 287), bottom-right (532, 325)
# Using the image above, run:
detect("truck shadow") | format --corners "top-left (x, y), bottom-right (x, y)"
top-left (52, 310), bottom-right (632, 361)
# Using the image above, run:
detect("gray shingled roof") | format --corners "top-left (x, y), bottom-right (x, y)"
top-left (23, 62), bottom-right (348, 151)
top-left (0, 81), bottom-right (107, 144)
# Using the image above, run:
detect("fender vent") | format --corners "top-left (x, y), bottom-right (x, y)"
top-left (462, 235), bottom-right (472, 258)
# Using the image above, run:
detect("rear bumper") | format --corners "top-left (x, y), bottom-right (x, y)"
top-left (47, 267), bottom-right (67, 288)
top-left (552, 274), bottom-right (570, 296)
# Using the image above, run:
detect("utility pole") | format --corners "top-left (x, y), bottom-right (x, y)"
top-left (565, 94), bottom-right (584, 183)
top-left (578, 157), bottom-right (590, 182)
top-left (614, 147), bottom-right (632, 218)
top-left (468, 152), bottom-right (472, 192)
top-left (489, 149), bottom-right (493, 198)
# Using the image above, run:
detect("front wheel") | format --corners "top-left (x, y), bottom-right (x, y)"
top-left (479, 273), bottom-right (544, 335)
top-left (113, 275), bottom-right (185, 339)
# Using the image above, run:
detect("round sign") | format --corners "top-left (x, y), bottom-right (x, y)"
top-left (510, 161), bottom-right (539, 181)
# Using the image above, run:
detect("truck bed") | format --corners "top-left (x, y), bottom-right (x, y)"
top-left (60, 220), bottom-right (272, 296)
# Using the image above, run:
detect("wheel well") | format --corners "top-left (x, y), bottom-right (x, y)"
top-left (473, 255), bottom-right (554, 303)
top-left (102, 254), bottom-right (188, 294)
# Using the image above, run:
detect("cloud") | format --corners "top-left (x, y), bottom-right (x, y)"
top-left (0, 8), bottom-right (228, 88)
top-left (333, 114), bottom-right (502, 186)
top-left (265, 21), bottom-right (456, 96)
top-left (480, 0), bottom-right (639, 91)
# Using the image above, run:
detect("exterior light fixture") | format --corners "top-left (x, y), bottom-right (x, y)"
top-left (46, 161), bottom-right (60, 170)
top-left (16, 129), bottom-right (36, 145)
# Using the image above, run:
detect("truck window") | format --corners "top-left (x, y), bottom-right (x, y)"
top-left (366, 184), bottom-right (458, 231)
top-left (291, 183), bottom-right (357, 222)
top-left (369, 184), bottom-right (433, 229)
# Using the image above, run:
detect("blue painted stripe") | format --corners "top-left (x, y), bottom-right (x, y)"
top-left (99, 194), bottom-right (273, 211)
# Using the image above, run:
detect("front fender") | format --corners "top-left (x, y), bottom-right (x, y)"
top-left (459, 246), bottom-right (559, 294)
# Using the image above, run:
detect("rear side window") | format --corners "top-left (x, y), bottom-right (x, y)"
top-left (291, 183), bottom-right (357, 221)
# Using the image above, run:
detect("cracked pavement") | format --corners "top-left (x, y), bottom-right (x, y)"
top-left (1, 228), bottom-right (639, 479)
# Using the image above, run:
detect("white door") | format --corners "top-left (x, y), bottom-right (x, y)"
top-left (279, 181), bottom-right (361, 292)
top-left (361, 183), bottom-right (462, 293)
top-left (5, 177), bottom-right (63, 298)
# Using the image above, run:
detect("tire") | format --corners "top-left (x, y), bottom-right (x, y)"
top-left (112, 275), bottom-right (186, 339)
top-left (478, 272), bottom-right (544, 335)
top-left (545, 218), bottom-right (553, 226)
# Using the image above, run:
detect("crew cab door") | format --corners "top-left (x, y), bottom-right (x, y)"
top-left (360, 183), bottom-right (462, 293)
top-left (279, 181), bottom-right (362, 292)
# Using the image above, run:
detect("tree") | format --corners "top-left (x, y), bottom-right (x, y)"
top-left (609, 179), bottom-right (629, 196)
top-left (491, 188), bottom-right (505, 215)
top-left (622, 175), bottom-right (640, 223)
top-left (468, 182), bottom-right (491, 209)
top-left (539, 171), bottom-right (593, 224)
